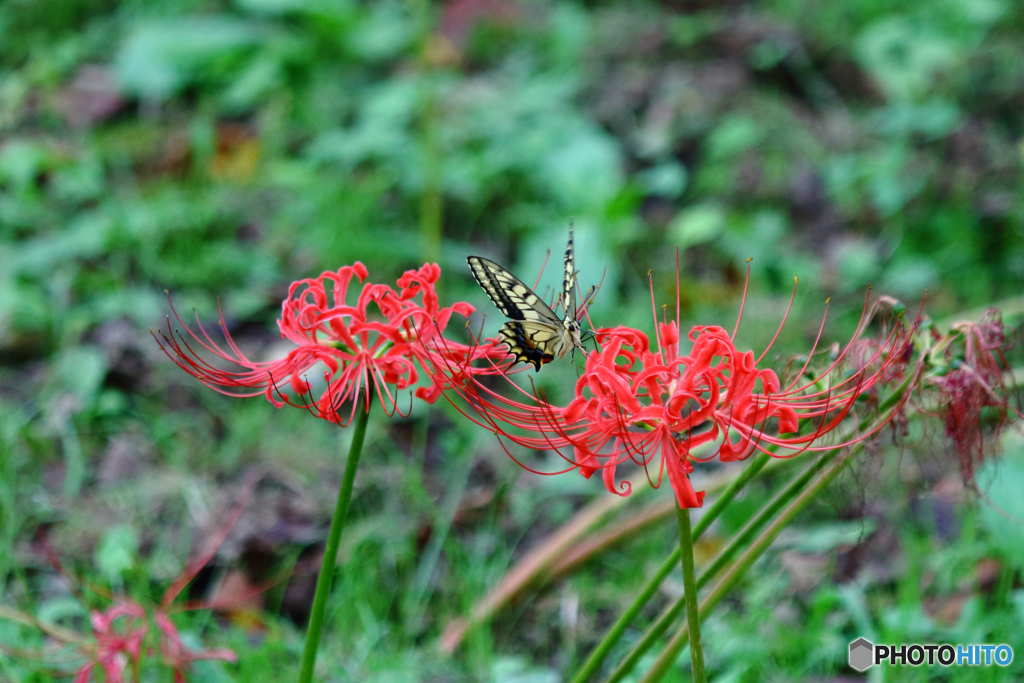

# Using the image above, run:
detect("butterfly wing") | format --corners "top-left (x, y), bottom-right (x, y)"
top-left (467, 256), bottom-right (562, 325)
top-left (498, 321), bottom-right (567, 371)
top-left (563, 224), bottom-right (577, 321)
top-left (467, 256), bottom-right (572, 370)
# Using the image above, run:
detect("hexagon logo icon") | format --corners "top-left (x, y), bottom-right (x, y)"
top-left (849, 638), bottom-right (874, 672)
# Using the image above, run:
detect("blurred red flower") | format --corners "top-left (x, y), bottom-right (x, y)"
top-left (437, 274), bottom-right (917, 508)
top-left (157, 262), bottom-right (505, 425)
top-left (73, 602), bottom-right (236, 683)
top-left (154, 612), bottom-right (237, 683)
top-left (931, 309), bottom-right (1017, 475)
top-left (73, 602), bottom-right (148, 683)
top-left (48, 477), bottom-right (258, 683)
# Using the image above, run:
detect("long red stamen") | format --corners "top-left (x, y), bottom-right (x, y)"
top-left (731, 258), bottom-right (752, 341)
top-left (755, 275), bottom-right (798, 365)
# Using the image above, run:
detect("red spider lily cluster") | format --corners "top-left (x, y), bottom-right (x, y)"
top-left (156, 262), bottom-right (507, 425)
top-left (156, 258), bottom-right (923, 509)
top-left (435, 275), bottom-right (920, 509)
top-left (74, 602), bottom-right (236, 683)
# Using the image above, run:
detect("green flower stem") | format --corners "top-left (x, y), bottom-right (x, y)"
top-left (639, 442), bottom-right (863, 683)
top-left (569, 452), bottom-right (771, 683)
top-left (418, 64), bottom-right (442, 264)
top-left (604, 450), bottom-right (829, 683)
top-left (675, 505), bottom-right (705, 683)
top-left (298, 394), bottom-right (373, 683)
top-left (638, 375), bottom-right (914, 683)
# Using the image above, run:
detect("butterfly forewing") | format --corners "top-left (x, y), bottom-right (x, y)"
top-left (467, 257), bottom-right (561, 325)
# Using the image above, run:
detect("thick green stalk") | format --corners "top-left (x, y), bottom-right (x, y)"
top-left (675, 506), bottom-right (705, 683)
top-left (570, 451), bottom-right (770, 683)
top-left (298, 396), bottom-right (373, 683)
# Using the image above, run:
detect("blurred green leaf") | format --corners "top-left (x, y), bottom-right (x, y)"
top-left (491, 657), bottom-right (559, 683)
top-left (855, 18), bottom-right (958, 101)
top-left (0, 275), bottom-right (51, 342)
top-left (36, 596), bottom-right (86, 625)
top-left (235, 0), bottom-right (325, 15)
top-left (94, 525), bottom-right (139, 584)
top-left (637, 161), bottom-right (688, 198)
top-left (0, 139), bottom-right (49, 194)
top-left (547, 4), bottom-right (590, 68)
top-left (779, 520), bottom-right (877, 554)
top-left (116, 17), bottom-right (266, 100)
top-left (16, 212), bottom-right (111, 276)
top-left (881, 256), bottom-right (939, 296)
top-left (978, 432), bottom-right (1024, 567)
top-left (706, 116), bottom-right (762, 160)
top-left (670, 202), bottom-right (726, 249)
top-left (721, 209), bottom-right (788, 264)
top-left (347, 2), bottom-right (415, 62)
top-left (55, 346), bottom-right (107, 405)
top-left (836, 240), bottom-right (880, 291)
top-left (871, 100), bottom-right (961, 139)
top-left (541, 126), bottom-right (624, 213)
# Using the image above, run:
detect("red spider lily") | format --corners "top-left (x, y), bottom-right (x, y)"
top-left (930, 309), bottom-right (1017, 475)
top-left (36, 477), bottom-right (261, 682)
top-left (434, 268), bottom-right (919, 509)
top-left (156, 262), bottom-right (506, 425)
top-left (73, 602), bottom-right (147, 683)
top-left (72, 602), bottom-right (237, 683)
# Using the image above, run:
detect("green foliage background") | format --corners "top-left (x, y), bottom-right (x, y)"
top-left (2, 0), bottom-right (1024, 681)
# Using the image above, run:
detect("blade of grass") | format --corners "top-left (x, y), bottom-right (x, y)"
top-left (404, 437), bottom-right (474, 637)
top-left (438, 491), bottom-right (629, 654)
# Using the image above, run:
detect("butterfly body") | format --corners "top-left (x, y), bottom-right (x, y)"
top-left (468, 228), bottom-right (586, 371)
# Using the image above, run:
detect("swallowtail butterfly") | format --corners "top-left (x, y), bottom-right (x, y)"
top-left (468, 227), bottom-right (593, 371)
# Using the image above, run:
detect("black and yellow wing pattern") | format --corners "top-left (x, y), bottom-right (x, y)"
top-left (468, 227), bottom-right (584, 371)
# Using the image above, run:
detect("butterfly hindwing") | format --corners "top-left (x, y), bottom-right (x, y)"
top-left (467, 256), bottom-right (561, 324)
top-left (498, 321), bottom-right (565, 371)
